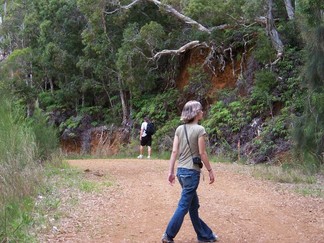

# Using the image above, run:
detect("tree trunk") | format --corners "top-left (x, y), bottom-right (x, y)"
top-left (26, 104), bottom-right (33, 117)
top-left (267, 0), bottom-right (284, 56)
top-left (82, 93), bottom-right (85, 107)
top-left (101, 81), bottom-right (114, 108)
top-left (284, 0), bottom-right (294, 20)
top-left (49, 77), bottom-right (54, 94)
top-left (3, 1), bottom-right (7, 19)
top-left (118, 76), bottom-right (129, 126)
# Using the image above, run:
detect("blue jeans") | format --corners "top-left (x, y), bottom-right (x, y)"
top-left (165, 168), bottom-right (215, 241)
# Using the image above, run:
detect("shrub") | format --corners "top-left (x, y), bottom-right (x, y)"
top-left (0, 94), bottom-right (59, 241)
top-left (253, 31), bottom-right (276, 64)
top-left (0, 96), bottom-right (41, 241)
top-left (250, 70), bottom-right (278, 116)
top-left (28, 108), bottom-right (59, 161)
top-left (204, 99), bottom-right (251, 137)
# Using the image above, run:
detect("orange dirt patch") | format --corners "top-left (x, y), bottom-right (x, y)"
top-left (40, 159), bottom-right (324, 243)
top-left (176, 46), bottom-right (238, 100)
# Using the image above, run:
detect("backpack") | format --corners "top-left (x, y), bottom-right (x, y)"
top-left (145, 122), bottom-right (155, 136)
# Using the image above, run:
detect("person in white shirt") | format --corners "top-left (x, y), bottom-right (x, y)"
top-left (137, 117), bottom-right (152, 159)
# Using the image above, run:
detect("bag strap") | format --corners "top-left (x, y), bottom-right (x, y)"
top-left (184, 125), bottom-right (194, 159)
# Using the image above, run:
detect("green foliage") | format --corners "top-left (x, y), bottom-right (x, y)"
top-left (0, 198), bottom-right (35, 242)
top-left (28, 108), bottom-right (59, 161)
top-left (0, 93), bottom-right (59, 206)
top-left (38, 91), bottom-right (62, 111)
top-left (297, 0), bottom-right (324, 27)
top-left (265, 110), bottom-right (291, 139)
top-left (140, 21), bottom-right (166, 51)
top-left (293, 92), bottom-right (324, 167)
top-left (293, 26), bottom-right (324, 167)
top-left (241, 0), bottom-right (267, 21)
top-left (204, 99), bottom-right (251, 137)
top-left (250, 70), bottom-right (277, 115)
top-left (59, 115), bottom-right (82, 132)
top-left (277, 21), bottom-right (303, 48)
top-left (116, 21), bottom-right (167, 95)
top-left (154, 117), bottom-right (182, 153)
top-left (116, 23), bottom-right (144, 91)
top-left (183, 0), bottom-right (245, 26)
top-left (39, 89), bottom-right (77, 111)
top-left (0, 94), bottom-right (48, 242)
top-left (252, 164), bottom-right (318, 184)
top-left (304, 27), bottom-right (324, 90)
top-left (253, 32), bottom-right (276, 64)
top-left (0, 95), bottom-right (38, 171)
top-left (248, 106), bottom-right (293, 164)
top-left (0, 48), bottom-right (34, 103)
top-left (254, 70), bottom-right (277, 94)
top-left (133, 89), bottom-right (180, 125)
top-left (251, 137), bottom-right (276, 163)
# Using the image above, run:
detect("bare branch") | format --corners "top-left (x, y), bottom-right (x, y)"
top-left (105, 0), bottom-right (212, 33)
top-left (104, 0), bottom-right (142, 14)
top-left (209, 24), bottom-right (231, 31)
top-left (153, 41), bottom-right (207, 60)
top-left (203, 43), bottom-right (217, 76)
top-left (149, 0), bottom-right (211, 33)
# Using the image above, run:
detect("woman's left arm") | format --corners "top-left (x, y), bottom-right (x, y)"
top-left (198, 135), bottom-right (215, 184)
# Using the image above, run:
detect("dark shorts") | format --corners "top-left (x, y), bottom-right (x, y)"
top-left (140, 135), bottom-right (152, 146)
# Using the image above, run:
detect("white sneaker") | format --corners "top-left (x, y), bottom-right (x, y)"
top-left (137, 155), bottom-right (143, 159)
top-left (147, 156), bottom-right (150, 159)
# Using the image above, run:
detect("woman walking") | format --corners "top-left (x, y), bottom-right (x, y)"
top-left (162, 100), bottom-right (218, 243)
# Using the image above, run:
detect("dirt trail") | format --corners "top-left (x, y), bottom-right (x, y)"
top-left (41, 159), bottom-right (324, 243)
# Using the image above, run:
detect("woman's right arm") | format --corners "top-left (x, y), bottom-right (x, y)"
top-left (168, 135), bottom-right (179, 185)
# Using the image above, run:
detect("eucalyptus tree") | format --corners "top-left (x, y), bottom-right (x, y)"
top-left (0, 0), bottom-right (87, 116)
top-left (77, 0), bottom-right (130, 124)
top-left (116, 21), bottom-right (166, 93)
top-left (0, 0), bottom-right (39, 116)
top-left (33, 0), bottom-right (86, 109)
top-left (0, 0), bottom-right (30, 52)
top-left (78, 0), bottom-right (180, 125)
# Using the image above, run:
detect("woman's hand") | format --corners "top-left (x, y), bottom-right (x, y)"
top-left (208, 170), bottom-right (215, 184)
top-left (168, 173), bottom-right (176, 185)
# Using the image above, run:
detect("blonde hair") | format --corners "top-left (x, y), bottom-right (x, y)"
top-left (180, 100), bottom-right (202, 123)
